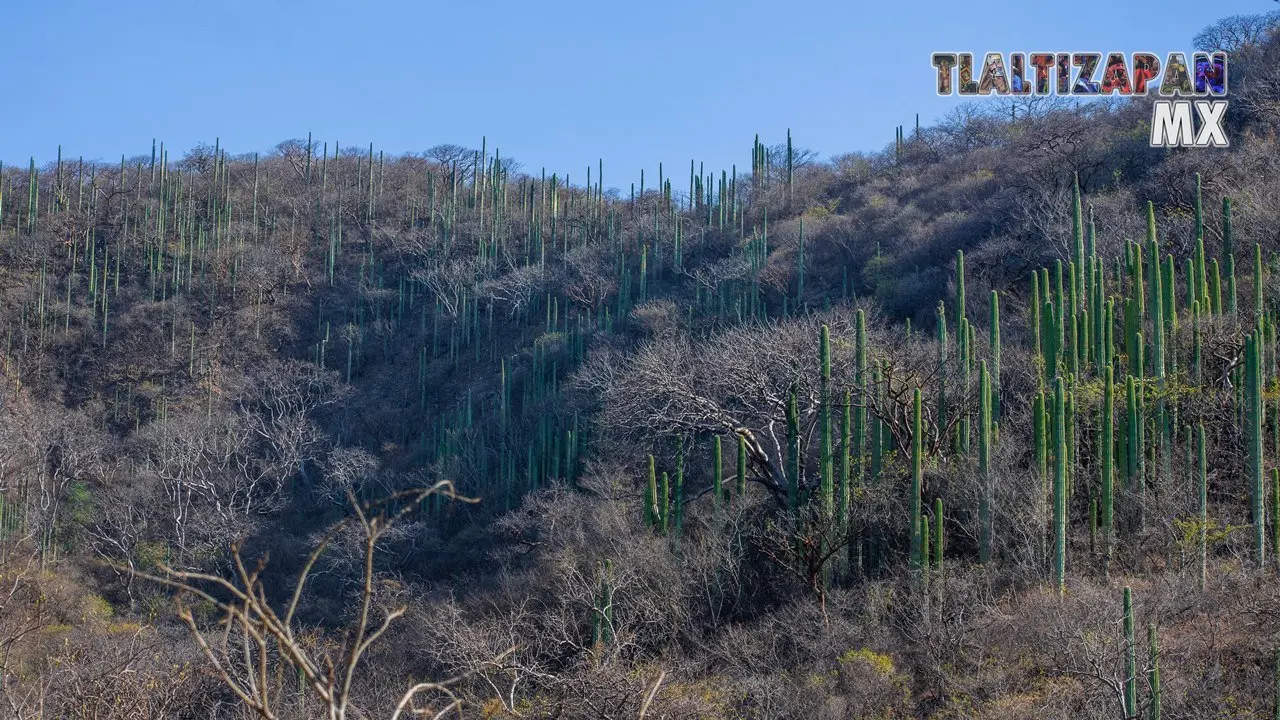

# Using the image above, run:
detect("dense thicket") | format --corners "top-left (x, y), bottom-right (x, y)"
top-left (3, 12), bottom-right (1280, 719)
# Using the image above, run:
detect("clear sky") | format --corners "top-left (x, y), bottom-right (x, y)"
top-left (0, 0), bottom-right (1266, 188)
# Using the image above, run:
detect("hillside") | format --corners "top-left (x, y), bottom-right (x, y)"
top-left (2, 12), bottom-right (1280, 719)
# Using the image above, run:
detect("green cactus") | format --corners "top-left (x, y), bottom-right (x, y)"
top-left (1130, 243), bottom-right (1146, 376)
top-left (592, 559), bottom-right (614, 647)
top-left (990, 290), bottom-right (1001, 420)
top-left (1211, 259), bottom-right (1223, 315)
top-left (1032, 271), bottom-right (1043, 367)
top-left (659, 471), bottom-right (670, 535)
top-left (1126, 373), bottom-right (1140, 499)
top-left (1066, 384), bottom-right (1077, 503)
top-left (937, 301), bottom-right (948, 440)
top-left (957, 318), bottom-right (970, 455)
top-left (1249, 331), bottom-right (1266, 566)
top-left (1053, 376), bottom-right (1067, 594)
top-left (786, 128), bottom-right (794, 204)
top-left (1042, 298), bottom-right (1059, 385)
top-left (1149, 623), bottom-right (1161, 720)
top-left (840, 389), bottom-right (852, 532)
top-left (870, 371), bottom-right (884, 482)
top-left (1148, 204), bottom-right (1164, 379)
top-left (1163, 254), bottom-right (1177, 373)
top-left (979, 361), bottom-right (992, 563)
top-left (920, 508), bottom-right (931, 591)
top-left (1191, 301), bottom-right (1203, 383)
top-left (1273, 468), bottom-right (1279, 571)
top-left (1072, 174), bottom-right (1086, 306)
top-left (1102, 365), bottom-right (1115, 566)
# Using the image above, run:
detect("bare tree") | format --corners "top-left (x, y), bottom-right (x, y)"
top-left (139, 482), bottom-right (494, 720)
top-left (574, 312), bottom-right (959, 508)
top-left (1193, 11), bottom-right (1280, 52)
top-left (558, 244), bottom-right (618, 312)
top-left (275, 138), bottom-right (316, 181)
top-left (478, 259), bottom-right (548, 319)
top-left (413, 258), bottom-right (481, 318)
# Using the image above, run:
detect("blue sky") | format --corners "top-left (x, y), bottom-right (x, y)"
top-left (1, 0), bottom-right (1267, 188)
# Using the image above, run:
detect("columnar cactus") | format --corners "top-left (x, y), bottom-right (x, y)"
top-left (786, 128), bottom-right (794, 204)
top-left (1072, 174), bottom-right (1086, 306)
top-left (1248, 331), bottom-right (1266, 566)
top-left (1149, 623), bottom-right (1162, 720)
top-left (937, 302), bottom-right (948, 439)
top-left (1148, 204), bottom-right (1165, 379)
top-left (1102, 366), bottom-right (1115, 565)
top-left (1129, 243), bottom-right (1146, 376)
top-left (1126, 374), bottom-right (1140, 499)
top-left (1032, 271), bottom-right (1043, 367)
top-left (840, 389), bottom-right (852, 533)
top-left (958, 318), bottom-right (971, 454)
top-left (1163, 254), bottom-right (1177, 375)
top-left (659, 471), bottom-right (670, 535)
top-left (851, 309), bottom-right (868, 525)
top-left (978, 361), bottom-right (993, 563)
top-left (1053, 376), bottom-right (1067, 594)
top-left (990, 291), bottom-right (1002, 420)
top-left (1272, 469), bottom-right (1279, 571)
top-left (1042, 298), bottom-right (1059, 385)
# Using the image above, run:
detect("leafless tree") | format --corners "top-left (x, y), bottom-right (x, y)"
top-left (478, 259), bottom-right (548, 319)
top-left (423, 145), bottom-right (475, 170)
top-left (179, 143), bottom-right (218, 174)
top-left (558, 244), bottom-right (618, 312)
top-left (1193, 11), bottom-right (1280, 52)
top-left (574, 312), bottom-right (962, 508)
top-left (413, 258), bottom-right (481, 318)
top-left (139, 482), bottom-right (492, 720)
top-left (238, 360), bottom-right (345, 490)
top-left (275, 138), bottom-right (317, 181)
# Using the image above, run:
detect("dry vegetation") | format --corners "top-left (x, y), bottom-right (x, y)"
top-left (0, 11), bottom-right (1279, 719)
